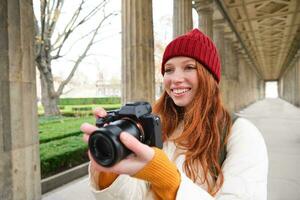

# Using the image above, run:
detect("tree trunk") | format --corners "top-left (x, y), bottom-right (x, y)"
top-left (40, 72), bottom-right (60, 116)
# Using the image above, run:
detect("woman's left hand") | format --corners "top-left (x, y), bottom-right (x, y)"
top-left (81, 123), bottom-right (155, 176)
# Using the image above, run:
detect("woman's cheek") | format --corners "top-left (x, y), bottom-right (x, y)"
top-left (163, 77), bottom-right (171, 92)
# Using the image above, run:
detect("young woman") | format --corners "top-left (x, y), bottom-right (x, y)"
top-left (81, 28), bottom-right (268, 200)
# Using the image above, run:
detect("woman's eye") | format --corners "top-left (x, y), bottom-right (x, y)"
top-left (164, 68), bottom-right (174, 73)
top-left (185, 65), bottom-right (196, 70)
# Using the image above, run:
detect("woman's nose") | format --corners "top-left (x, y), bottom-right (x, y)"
top-left (172, 70), bottom-right (185, 83)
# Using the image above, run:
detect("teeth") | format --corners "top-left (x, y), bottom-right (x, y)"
top-left (173, 88), bottom-right (189, 94)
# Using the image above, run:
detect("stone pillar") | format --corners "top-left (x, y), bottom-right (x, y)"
top-left (0, 0), bottom-right (41, 199)
top-left (296, 51), bottom-right (300, 107)
top-left (244, 56), bottom-right (252, 105)
top-left (194, 0), bottom-right (214, 38)
top-left (213, 20), bottom-right (226, 70)
top-left (291, 62), bottom-right (297, 104)
top-left (122, 0), bottom-right (155, 104)
top-left (224, 35), bottom-right (238, 80)
top-left (173, 0), bottom-right (193, 37)
top-left (237, 52), bottom-right (248, 109)
top-left (278, 78), bottom-right (283, 99)
top-left (213, 20), bottom-right (230, 111)
top-left (260, 80), bottom-right (265, 100)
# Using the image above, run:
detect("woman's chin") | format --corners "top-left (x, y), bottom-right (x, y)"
top-left (173, 100), bottom-right (190, 108)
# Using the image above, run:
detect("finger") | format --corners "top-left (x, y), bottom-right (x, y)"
top-left (80, 123), bottom-right (98, 135)
top-left (119, 132), bottom-right (154, 162)
top-left (82, 133), bottom-right (89, 143)
top-left (93, 107), bottom-right (107, 118)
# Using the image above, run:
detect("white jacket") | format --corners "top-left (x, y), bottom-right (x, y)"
top-left (88, 118), bottom-right (268, 200)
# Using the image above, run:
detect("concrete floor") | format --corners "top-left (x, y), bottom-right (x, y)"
top-left (238, 98), bottom-right (300, 200)
top-left (42, 98), bottom-right (300, 200)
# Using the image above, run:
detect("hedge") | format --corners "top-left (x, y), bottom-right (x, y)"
top-left (59, 97), bottom-right (121, 105)
top-left (40, 135), bottom-right (88, 178)
top-left (39, 116), bottom-right (95, 143)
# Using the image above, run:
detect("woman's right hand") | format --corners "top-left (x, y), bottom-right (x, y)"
top-left (81, 107), bottom-right (155, 176)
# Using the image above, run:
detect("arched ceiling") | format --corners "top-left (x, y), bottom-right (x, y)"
top-left (198, 0), bottom-right (300, 81)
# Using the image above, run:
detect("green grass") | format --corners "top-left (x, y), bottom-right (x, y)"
top-left (38, 103), bottom-right (121, 178)
top-left (38, 104), bottom-right (121, 115)
top-left (39, 116), bottom-right (95, 143)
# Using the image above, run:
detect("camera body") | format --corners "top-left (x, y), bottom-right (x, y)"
top-left (88, 102), bottom-right (163, 167)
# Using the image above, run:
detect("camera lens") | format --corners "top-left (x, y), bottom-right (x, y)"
top-left (91, 134), bottom-right (115, 166)
top-left (88, 119), bottom-right (143, 167)
top-left (96, 138), bottom-right (111, 159)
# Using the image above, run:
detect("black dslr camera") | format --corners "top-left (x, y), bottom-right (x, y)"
top-left (88, 102), bottom-right (163, 167)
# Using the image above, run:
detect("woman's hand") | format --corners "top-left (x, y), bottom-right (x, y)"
top-left (81, 107), bottom-right (155, 176)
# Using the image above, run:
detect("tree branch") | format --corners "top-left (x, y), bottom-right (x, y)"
top-left (52, 0), bottom-right (107, 58)
top-left (56, 11), bottom-right (115, 96)
top-left (52, 0), bottom-right (84, 49)
top-left (40, 0), bottom-right (47, 42)
top-left (52, 27), bottom-right (98, 60)
top-left (48, 0), bottom-right (64, 39)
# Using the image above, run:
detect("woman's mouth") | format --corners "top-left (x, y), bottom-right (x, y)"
top-left (171, 88), bottom-right (191, 96)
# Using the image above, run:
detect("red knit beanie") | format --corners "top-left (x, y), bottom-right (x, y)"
top-left (161, 28), bottom-right (221, 83)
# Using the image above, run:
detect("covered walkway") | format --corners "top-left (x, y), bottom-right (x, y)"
top-left (42, 98), bottom-right (300, 200)
top-left (1, 0), bottom-right (300, 199)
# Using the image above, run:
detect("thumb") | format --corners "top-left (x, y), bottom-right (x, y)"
top-left (120, 132), bottom-right (154, 161)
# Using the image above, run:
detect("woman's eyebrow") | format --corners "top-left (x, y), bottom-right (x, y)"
top-left (164, 63), bottom-right (174, 67)
top-left (182, 61), bottom-right (196, 65)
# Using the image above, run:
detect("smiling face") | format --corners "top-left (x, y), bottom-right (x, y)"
top-left (163, 56), bottom-right (199, 108)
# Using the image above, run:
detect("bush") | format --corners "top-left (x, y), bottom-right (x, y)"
top-left (72, 106), bottom-right (93, 111)
top-left (59, 97), bottom-right (121, 105)
top-left (39, 116), bottom-right (95, 143)
top-left (40, 135), bottom-right (88, 178)
top-left (58, 105), bottom-right (65, 110)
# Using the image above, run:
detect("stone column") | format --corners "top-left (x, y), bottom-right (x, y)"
top-left (213, 20), bottom-right (226, 70)
top-left (194, 0), bottom-right (214, 38)
top-left (122, 0), bottom-right (155, 104)
top-left (224, 35), bottom-right (238, 80)
top-left (296, 51), bottom-right (300, 107)
top-left (213, 20), bottom-right (230, 111)
top-left (237, 52), bottom-right (248, 109)
top-left (244, 56), bottom-right (252, 105)
top-left (0, 0), bottom-right (41, 199)
top-left (260, 80), bottom-right (265, 100)
top-left (173, 0), bottom-right (193, 37)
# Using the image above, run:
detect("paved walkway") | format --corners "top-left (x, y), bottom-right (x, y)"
top-left (42, 98), bottom-right (300, 200)
top-left (237, 98), bottom-right (300, 200)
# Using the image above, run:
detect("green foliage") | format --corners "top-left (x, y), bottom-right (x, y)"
top-left (58, 97), bottom-right (121, 105)
top-left (38, 116), bottom-right (73, 125)
top-left (72, 106), bottom-right (93, 111)
top-left (39, 116), bottom-right (95, 178)
top-left (38, 103), bottom-right (120, 178)
top-left (39, 116), bottom-right (95, 143)
top-left (38, 104), bottom-right (121, 117)
top-left (40, 135), bottom-right (89, 178)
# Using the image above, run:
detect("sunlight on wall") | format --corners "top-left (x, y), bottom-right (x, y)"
top-left (265, 81), bottom-right (278, 98)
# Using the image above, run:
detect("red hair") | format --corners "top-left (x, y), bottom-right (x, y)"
top-left (153, 62), bottom-right (232, 195)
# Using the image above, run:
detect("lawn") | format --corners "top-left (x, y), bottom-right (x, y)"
top-left (38, 104), bottom-right (121, 115)
top-left (39, 116), bottom-right (95, 143)
top-left (38, 102), bottom-right (121, 178)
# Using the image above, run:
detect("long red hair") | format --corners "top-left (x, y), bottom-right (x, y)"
top-left (153, 61), bottom-right (232, 195)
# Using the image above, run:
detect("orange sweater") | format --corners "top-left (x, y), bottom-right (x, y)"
top-left (98, 147), bottom-right (180, 200)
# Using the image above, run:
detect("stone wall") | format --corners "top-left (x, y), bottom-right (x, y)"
top-left (279, 51), bottom-right (300, 107)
